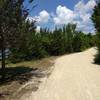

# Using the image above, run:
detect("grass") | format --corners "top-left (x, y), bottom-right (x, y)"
top-left (8, 57), bottom-right (54, 68)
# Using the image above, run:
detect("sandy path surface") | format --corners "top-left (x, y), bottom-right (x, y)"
top-left (21, 48), bottom-right (100, 100)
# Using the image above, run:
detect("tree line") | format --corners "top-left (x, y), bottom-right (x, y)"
top-left (9, 24), bottom-right (96, 63)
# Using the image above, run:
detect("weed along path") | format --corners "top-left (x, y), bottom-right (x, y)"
top-left (21, 48), bottom-right (100, 100)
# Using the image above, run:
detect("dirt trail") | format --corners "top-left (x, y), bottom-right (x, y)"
top-left (20, 48), bottom-right (100, 100)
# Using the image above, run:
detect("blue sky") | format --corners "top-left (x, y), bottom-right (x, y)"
top-left (25, 0), bottom-right (97, 33)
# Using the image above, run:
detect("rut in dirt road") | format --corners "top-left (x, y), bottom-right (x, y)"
top-left (21, 48), bottom-right (100, 100)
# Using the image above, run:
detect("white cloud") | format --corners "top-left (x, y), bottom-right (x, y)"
top-left (53, 0), bottom-right (96, 33)
top-left (85, 0), bottom-right (96, 12)
top-left (37, 10), bottom-right (50, 23)
top-left (26, 16), bottom-right (35, 22)
top-left (53, 5), bottom-right (74, 25)
top-left (27, 0), bottom-right (97, 33)
top-left (74, 0), bottom-right (96, 33)
top-left (74, 0), bottom-right (85, 11)
top-left (74, 0), bottom-right (96, 14)
top-left (27, 10), bottom-right (50, 24)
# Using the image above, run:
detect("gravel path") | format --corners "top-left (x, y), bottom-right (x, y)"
top-left (21, 48), bottom-right (100, 100)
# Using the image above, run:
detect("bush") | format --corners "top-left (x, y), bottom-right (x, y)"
top-left (94, 50), bottom-right (100, 64)
top-left (92, 2), bottom-right (100, 63)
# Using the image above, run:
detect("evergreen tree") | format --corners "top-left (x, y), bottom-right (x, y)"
top-left (0, 0), bottom-right (35, 78)
top-left (92, 2), bottom-right (100, 63)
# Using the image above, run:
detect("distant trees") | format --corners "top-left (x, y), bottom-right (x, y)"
top-left (5, 23), bottom-right (93, 64)
top-left (92, 2), bottom-right (100, 63)
top-left (48, 24), bottom-right (94, 55)
top-left (9, 23), bottom-right (95, 63)
top-left (13, 24), bottom-right (94, 59)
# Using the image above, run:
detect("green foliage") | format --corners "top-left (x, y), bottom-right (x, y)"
top-left (9, 23), bottom-right (95, 63)
top-left (92, 2), bottom-right (100, 32)
top-left (92, 2), bottom-right (100, 63)
top-left (63, 24), bottom-right (76, 53)
top-left (48, 28), bottom-right (66, 55)
top-left (0, 0), bottom-right (36, 63)
top-left (94, 32), bottom-right (100, 63)
top-left (95, 50), bottom-right (100, 64)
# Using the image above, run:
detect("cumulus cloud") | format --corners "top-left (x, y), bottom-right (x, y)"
top-left (27, 0), bottom-right (97, 33)
top-left (53, 0), bottom-right (96, 33)
top-left (53, 5), bottom-right (74, 25)
top-left (74, 0), bottom-right (96, 33)
top-left (37, 10), bottom-right (50, 23)
top-left (27, 10), bottom-right (50, 24)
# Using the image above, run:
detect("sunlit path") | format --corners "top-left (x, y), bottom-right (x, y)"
top-left (20, 48), bottom-right (100, 100)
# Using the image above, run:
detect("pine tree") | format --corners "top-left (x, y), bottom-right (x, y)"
top-left (0, 0), bottom-right (35, 79)
top-left (92, 2), bottom-right (100, 63)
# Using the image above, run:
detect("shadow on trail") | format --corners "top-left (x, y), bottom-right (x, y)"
top-left (0, 66), bottom-right (39, 85)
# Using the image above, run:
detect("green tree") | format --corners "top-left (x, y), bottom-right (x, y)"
top-left (63, 24), bottom-right (76, 53)
top-left (92, 2), bottom-right (100, 63)
top-left (0, 0), bottom-right (35, 78)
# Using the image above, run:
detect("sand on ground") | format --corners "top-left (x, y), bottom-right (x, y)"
top-left (20, 48), bottom-right (100, 100)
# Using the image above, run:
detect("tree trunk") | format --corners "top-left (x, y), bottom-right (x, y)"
top-left (1, 35), bottom-right (6, 80)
